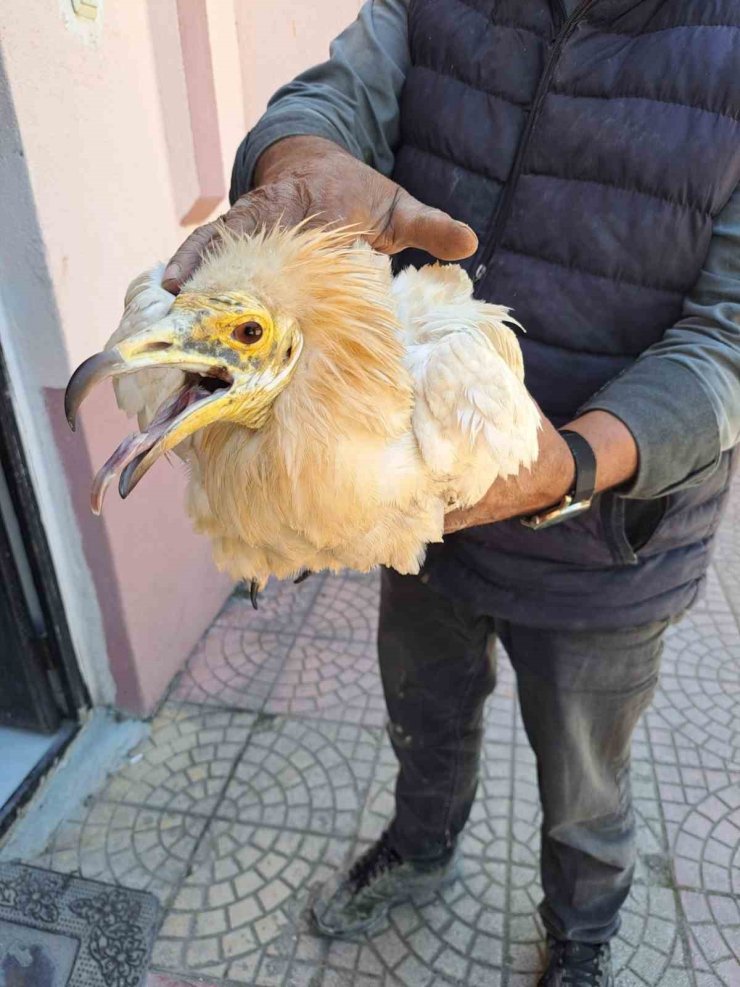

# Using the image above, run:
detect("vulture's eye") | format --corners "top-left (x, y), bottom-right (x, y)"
top-left (232, 321), bottom-right (263, 345)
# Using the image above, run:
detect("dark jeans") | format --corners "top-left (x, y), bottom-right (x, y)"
top-left (378, 568), bottom-right (668, 944)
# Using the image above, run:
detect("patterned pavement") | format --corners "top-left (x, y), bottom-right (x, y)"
top-left (18, 497), bottom-right (740, 986)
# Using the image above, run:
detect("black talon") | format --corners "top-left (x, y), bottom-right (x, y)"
top-left (294, 570), bottom-right (312, 584)
top-left (250, 579), bottom-right (259, 610)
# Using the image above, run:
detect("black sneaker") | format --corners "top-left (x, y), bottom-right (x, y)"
top-left (310, 830), bottom-right (460, 939)
top-left (539, 936), bottom-right (615, 987)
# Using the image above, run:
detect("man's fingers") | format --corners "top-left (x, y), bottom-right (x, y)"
top-left (389, 192), bottom-right (478, 261)
top-left (162, 222), bottom-right (221, 294)
top-left (161, 183), bottom-right (312, 294)
top-left (162, 172), bottom-right (477, 294)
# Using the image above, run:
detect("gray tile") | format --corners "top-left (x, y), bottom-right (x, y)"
top-left (300, 572), bottom-right (380, 642)
top-left (151, 819), bottom-right (351, 984)
top-left (171, 627), bottom-right (292, 711)
top-left (218, 716), bottom-right (381, 837)
top-left (682, 889), bottom-right (740, 986)
top-left (266, 634), bottom-right (387, 727)
top-left (649, 576), bottom-right (740, 772)
top-left (24, 801), bottom-right (207, 904)
top-left (98, 705), bottom-right (256, 816)
top-left (671, 784), bottom-right (740, 895)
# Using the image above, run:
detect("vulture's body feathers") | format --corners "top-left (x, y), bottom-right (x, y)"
top-left (77, 227), bottom-right (540, 584)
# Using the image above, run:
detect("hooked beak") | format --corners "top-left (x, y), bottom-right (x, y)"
top-left (65, 349), bottom-right (131, 431)
top-left (65, 319), bottom-right (238, 512)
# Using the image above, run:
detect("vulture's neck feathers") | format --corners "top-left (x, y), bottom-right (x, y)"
top-left (190, 225), bottom-right (414, 444)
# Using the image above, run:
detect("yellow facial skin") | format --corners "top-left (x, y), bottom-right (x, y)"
top-left (120, 290), bottom-right (303, 422)
top-left (131, 289), bottom-right (301, 442)
top-left (170, 291), bottom-right (280, 368)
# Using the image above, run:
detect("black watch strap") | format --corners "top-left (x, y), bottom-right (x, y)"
top-left (559, 430), bottom-right (596, 504)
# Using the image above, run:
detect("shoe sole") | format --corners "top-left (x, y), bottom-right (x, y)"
top-left (310, 859), bottom-right (461, 941)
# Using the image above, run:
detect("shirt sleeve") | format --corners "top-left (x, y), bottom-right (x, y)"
top-left (581, 183), bottom-right (740, 500)
top-left (230, 0), bottom-right (410, 203)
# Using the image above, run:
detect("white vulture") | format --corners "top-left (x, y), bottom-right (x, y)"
top-left (65, 225), bottom-right (540, 603)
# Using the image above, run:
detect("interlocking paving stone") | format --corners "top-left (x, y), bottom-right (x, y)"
top-left (97, 705), bottom-right (257, 816)
top-left (649, 577), bottom-right (740, 771)
top-left (26, 802), bottom-right (207, 904)
top-left (151, 821), bottom-right (351, 983)
top-left (300, 572), bottom-right (380, 641)
top-left (171, 627), bottom-right (292, 711)
top-left (671, 785), bottom-right (740, 895)
top-left (265, 634), bottom-right (387, 726)
top-left (217, 717), bottom-right (381, 836)
top-left (681, 889), bottom-right (740, 986)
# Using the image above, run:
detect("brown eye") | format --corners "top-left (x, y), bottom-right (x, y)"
top-left (232, 321), bottom-right (263, 345)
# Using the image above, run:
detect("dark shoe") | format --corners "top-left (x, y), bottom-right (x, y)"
top-left (539, 936), bottom-right (615, 987)
top-left (311, 830), bottom-right (460, 939)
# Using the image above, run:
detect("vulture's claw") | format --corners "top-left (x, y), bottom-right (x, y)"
top-left (249, 579), bottom-right (260, 610)
top-left (294, 570), bottom-right (312, 584)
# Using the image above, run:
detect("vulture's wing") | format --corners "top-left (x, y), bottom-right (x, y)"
top-left (395, 264), bottom-right (540, 494)
top-left (106, 265), bottom-right (184, 431)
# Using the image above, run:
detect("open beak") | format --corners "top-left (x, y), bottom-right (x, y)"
top-left (65, 319), bottom-right (237, 513)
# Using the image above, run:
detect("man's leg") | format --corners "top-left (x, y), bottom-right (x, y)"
top-left (312, 568), bottom-right (496, 937)
top-left (379, 568), bottom-right (497, 861)
top-left (499, 618), bottom-right (668, 945)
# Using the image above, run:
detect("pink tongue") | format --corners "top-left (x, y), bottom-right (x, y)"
top-left (90, 383), bottom-right (201, 514)
top-left (90, 432), bottom-right (156, 515)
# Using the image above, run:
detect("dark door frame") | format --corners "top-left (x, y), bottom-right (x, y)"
top-left (0, 344), bottom-right (88, 716)
top-left (0, 342), bottom-right (88, 831)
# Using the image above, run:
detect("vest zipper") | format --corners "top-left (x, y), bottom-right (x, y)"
top-left (473, 0), bottom-right (597, 288)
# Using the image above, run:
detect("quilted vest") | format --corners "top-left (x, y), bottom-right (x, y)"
top-left (392, 0), bottom-right (740, 628)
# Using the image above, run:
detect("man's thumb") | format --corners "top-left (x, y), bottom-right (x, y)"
top-left (391, 192), bottom-right (478, 261)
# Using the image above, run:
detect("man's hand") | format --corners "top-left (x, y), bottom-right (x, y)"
top-left (444, 410), bottom-right (639, 533)
top-left (162, 136), bottom-right (478, 294)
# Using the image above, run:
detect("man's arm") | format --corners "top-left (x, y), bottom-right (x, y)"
top-left (579, 184), bottom-right (740, 499)
top-left (446, 187), bottom-right (740, 531)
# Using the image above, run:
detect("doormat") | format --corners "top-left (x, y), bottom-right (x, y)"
top-left (0, 862), bottom-right (160, 987)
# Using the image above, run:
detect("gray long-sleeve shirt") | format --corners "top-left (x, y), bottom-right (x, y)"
top-left (232, 0), bottom-right (740, 500)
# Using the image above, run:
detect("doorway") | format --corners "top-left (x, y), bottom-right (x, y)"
top-left (0, 344), bottom-right (87, 835)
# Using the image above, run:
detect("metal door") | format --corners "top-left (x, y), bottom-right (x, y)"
top-left (0, 345), bottom-right (87, 733)
top-left (0, 472), bottom-right (60, 732)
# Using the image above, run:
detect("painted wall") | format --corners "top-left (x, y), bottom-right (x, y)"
top-left (0, 0), bottom-right (363, 713)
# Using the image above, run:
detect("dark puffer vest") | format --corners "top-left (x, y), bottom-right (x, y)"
top-left (392, 0), bottom-right (740, 628)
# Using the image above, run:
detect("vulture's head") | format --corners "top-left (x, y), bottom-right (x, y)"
top-left (65, 224), bottom-right (406, 512)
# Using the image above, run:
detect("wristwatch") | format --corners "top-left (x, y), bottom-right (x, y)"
top-left (520, 430), bottom-right (596, 530)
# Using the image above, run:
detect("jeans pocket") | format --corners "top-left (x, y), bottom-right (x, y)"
top-left (602, 493), bottom-right (669, 565)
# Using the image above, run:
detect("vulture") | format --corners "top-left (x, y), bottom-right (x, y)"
top-left (65, 225), bottom-right (540, 601)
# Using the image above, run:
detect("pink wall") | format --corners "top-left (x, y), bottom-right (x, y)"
top-left (0, 0), bottom-right (364, 714)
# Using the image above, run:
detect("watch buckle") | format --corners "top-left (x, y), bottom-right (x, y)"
top-left (520, 494), bottom-right (593, 530)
